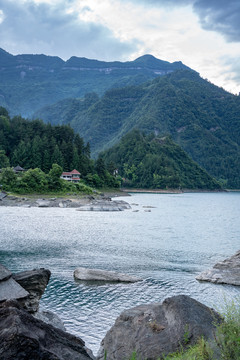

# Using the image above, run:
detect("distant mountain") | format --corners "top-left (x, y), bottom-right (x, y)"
top-left (35, 70), bottom-right (240, 188)
top-left (101, 129), bottom-right (221, 190)
top-left (0, 49), bottom-right (190, 116)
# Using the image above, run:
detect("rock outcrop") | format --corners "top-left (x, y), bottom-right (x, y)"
top-left (74, 268), bottom-right (141, 283)
top-left (0, 193), bottom-right (130, 210)
top-left (0, 264), bottom-right (29, 302)
top-left (0, 301), bottom-right (93, 360)
top-left (97, 295), bottom-right (221, 360)
top-left (196, 250), bottom-right (240, 286)
top-left (13, 268), bottom-right (51, 312)
top-left (77, 199), bottom-right (131, 212)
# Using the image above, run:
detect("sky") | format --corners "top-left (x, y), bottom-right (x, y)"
top-left (0, 0), bottom-right (240, 94)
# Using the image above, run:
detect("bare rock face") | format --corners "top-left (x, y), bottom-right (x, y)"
top-left (13, 268), bottom-right (51, 312)
top-left (0, 264), bottom-right (29, 302)
top-left (0, 301), bottom-right (93, 360)
top-left (74, 268), bottom-right (141, 283)
top-left (196, 250), bottom-right (240, 286)
top-left (97, 295), bottom-right (221, 360)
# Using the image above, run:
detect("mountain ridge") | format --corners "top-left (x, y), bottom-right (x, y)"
top-left (0, 48), bottom-right (191, 116)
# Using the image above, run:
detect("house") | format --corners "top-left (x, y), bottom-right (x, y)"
top-left (13, 165), bottom-right (25, 173)
top-left (60, 169), bottom-right (81, 182)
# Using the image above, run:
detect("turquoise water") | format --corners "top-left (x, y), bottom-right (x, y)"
top-left (0, 192), bottom-right (239, 354)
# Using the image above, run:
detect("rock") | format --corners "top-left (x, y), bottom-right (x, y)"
top-left (77, 199), bottom-right (131, 212)
top-left (97, 295), bottom-right (221, 360)
top-left (196, 250), bottom-right (240, 286)
top-left (0, 301), bottom-right (93, 360)
top-left (13, 268), bottom-right (51, 312)
top-left (0, 264), bottom-right (11, 281)
top-left (77, 205), bottom-right (123, 211)
top-left (34, 310), bottom-right (66, 331)
top-left (0, 264), bottom-right (29, 302)
top-left (74, 268), bottom-right (141, 283)
top-left (0, 192), bottom-right (7, 200)
top-left (36, 199), bottom-right (51, 207)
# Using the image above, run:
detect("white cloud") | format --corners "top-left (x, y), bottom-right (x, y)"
top-left (0, 10), bottom-right (5, 23)
top-left (0, 0), bottom-right (239, 93)
top-left (71, 0), bottom-right (240, 93)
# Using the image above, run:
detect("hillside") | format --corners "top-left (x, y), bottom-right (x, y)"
top-left (35, 70), bottom-right (240, 188)
top-left (0, 48), bottom-right (189, 116)
top-left (101, 130), bottom-right (221, 190)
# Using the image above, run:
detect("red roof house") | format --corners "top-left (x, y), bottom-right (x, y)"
top-left (60, 169), bottom-right (81, 182)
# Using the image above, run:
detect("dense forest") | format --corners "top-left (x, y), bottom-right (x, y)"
top-left (0, 107), bottom-right (119, 190)
top-left (101, 130), bottom-right (221, 190)
top-left (36, 70), bottom-right (240, 188)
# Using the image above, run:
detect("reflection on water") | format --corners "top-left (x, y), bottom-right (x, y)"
top-left (0, 192), bottom-right (240, 354)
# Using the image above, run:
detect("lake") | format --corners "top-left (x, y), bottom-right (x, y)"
top-left (0, 192), bottom-right (239, 355)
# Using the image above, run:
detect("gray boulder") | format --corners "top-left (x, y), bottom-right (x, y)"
top-left (0, 264), bottom-right (29, 302)
top-left (34, 310), bottom-right (66, 331)
top-left (97, 295), bottom-right (221, 360)
top-left (196, 250), bottom-right (240, 286)
top-left (74, 268), bottom-right (141, 283)
top-left (36, 199), bottom-right (51, 207)
top-left (13, 268), bottom-right (51, 312)
top-left (0, 301), bottom-right (93, 360)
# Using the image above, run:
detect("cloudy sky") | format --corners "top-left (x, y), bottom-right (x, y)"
top-left (0, 0), bottom-right (240, 94)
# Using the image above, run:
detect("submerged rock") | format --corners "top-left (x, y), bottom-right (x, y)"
top-left (74, 267), bottom-right (141, 283)
top-left (0, 301), bottom-right (93, 360)
top-left (196, 250), bottom-right (240, 286)
top-left (13, 268), bottom-right (51, 312)
top-left (97, 295), bottom-right (221, 360)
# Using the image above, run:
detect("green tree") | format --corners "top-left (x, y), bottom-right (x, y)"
top-left (0, 167), bottom-right (17, 190)
top-left (51, 145), bottom-right (64, 167)
top-left (0, 150), bottom-right (10, 168)
top-left (48, 163), bottom-right (63, 190)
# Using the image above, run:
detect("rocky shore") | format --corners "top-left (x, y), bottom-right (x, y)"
top-left (0, 191), bottom-right (131, 211)
top-left (1, 263), bottom-right (228, 360)
top-left (0, 264), bottom-right (94, 360)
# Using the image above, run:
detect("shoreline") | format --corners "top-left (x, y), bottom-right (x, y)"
top-left (120, 188), bottom-right (228, 194)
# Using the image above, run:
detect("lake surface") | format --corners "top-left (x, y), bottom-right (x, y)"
top-left (0, 192), bottom-right (239, 355)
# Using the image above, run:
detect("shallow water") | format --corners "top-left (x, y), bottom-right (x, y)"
top-left (0, 192), bottom-right (239, 354)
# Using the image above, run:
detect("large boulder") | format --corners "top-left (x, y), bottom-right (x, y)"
top-left (13, 268), bottom-right (51, 312)
top-left (0, 301), bottom-right (93, 360)
top-left (196, 250), bottom-right (240, 286)
top-left (0, 264), bottom-right (29, 302)
top-left (74, 268), bottom-right (141, 283)
top-left (97, 295), bottom-right (221, 360)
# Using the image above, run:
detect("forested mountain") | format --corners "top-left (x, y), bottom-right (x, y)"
top-left (0, 48), bottom-right (189, 116)
top-left (35, 70), bottom-right (240, 188)
top-left (101, 130), bottom-right (221, 190)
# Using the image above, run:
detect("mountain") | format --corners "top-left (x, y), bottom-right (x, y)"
top-left (101, 130), bottom-right (221, 190)
top-left (0, 49), bottom-right (190, 116)
top-left (35, 70), bottom-right (240, 188)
